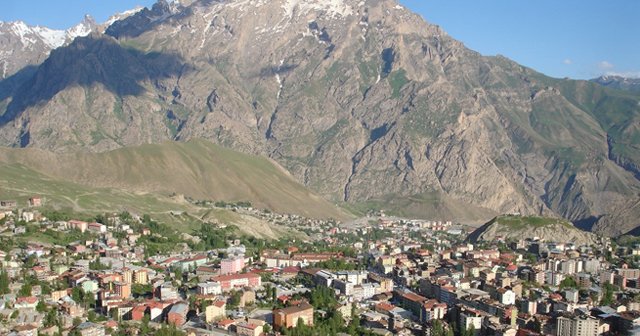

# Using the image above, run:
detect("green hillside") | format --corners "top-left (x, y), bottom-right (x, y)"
top-left (0, 139), bottom-right (351, 220)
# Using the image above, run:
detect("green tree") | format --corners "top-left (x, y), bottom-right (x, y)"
top-left (36, 300), bottom-right (47, 313)
top-left (431, 320), bottom-right (446, 336)
top-left (228, 291), bottom-right (242, 308)
top-left (18, 282), bottom-right (32, 296)
top-left (71, 287), bottom-right (84, 303)
top-left (308, 286), bottom-right (337, 310)
top-left (84, 292), bottom-right (96, 309)
top-left (200, 300), bottom-right (211, 313)
top-left (43, 309), bottom-right (58, 327)
top-left (155, 324), bottom-right (186, 336)
top-left (140, 314), bottom-right (151, 334)
top-left (601, 283), bottom-right (617, 306)
top-left (559, 276), bottom-right (578, 289)
top-left (0, 270), bottom-right (10, 295)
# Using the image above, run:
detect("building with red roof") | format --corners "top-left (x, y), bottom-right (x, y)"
top-left (210, 273), bottom-right (261, 292)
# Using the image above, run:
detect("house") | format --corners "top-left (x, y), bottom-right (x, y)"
top-left (0, 200), bottom-right (17, 208)
top-left (205, 301), bottom-right (226, 323)
top-left (217, 319), bottom-right (236, 330)
top-left (197, 282), bottom-right (222, 296)
top-left (130, 305), bottom-right (147, 321)
top-left (196, 266), bottom-right (218, 280)
top-left (12, 324), bottom-right (38, 336)
top-left (394, 290), bottom-right (427, 318)
top-left (167, 302), bottom-right (189, 326)
top-left (61, 303), bottom-right (84, 317)
top-left (421, 299), bottom-right (447, 323)
top-left (87, 222), bottom-right (106, 234)
top-left (238, 289), bottom-right (256, 308)
top-left (28, 197), bottom-right (42, 207)
top-left (20, 212), bottom-right (35, 222)
top-left (176, 255), bottom-right (208, 272)
top-left (113, 282), bottom-right (131, 299)
top-left (235, 322), bottom-right (264, 336)
top-left (68, 220), bottom-right (88, 233)
top-left (273, 302), bottom-right (314, 329)
top-left (155, 282), bottom-right (179, 301)
top-left (210, 273), bottom-right (261, 292)
top-left (75, 322), bottom-right (106, 336)
top-left (15, 296), bottom-right (38, 309)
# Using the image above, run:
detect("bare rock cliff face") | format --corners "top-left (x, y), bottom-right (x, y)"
top-left (1, 0), bottom-right (639, 235)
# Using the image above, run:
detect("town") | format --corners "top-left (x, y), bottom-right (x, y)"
top-left (0, 197), bottom-right (639, 336)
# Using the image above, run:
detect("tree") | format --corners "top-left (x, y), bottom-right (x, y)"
top-left (155, 324), bottom-right (186, 336)
top-left (559, 276), bottom-right (578, 289)
top-left (140, 314), bottom-right (151, 334)
top-left (228, 291), bottom-right (242, 308)
top-left (601, 283), bottom-right (617, 306)
top-left (200, 300), bottom-right (211, 313)
top-left (431, 320), bottom-right (446, 336)
top-left (71, 287), bottom-right (84, 304)
top-left (84, 292), bottom-right (96, 309)
top-left (43, 309), bottom-right (58, 327)
top-left (18, 282), bottom-right (32, 297)
top-left (109, 308), bottom-right (119, 321)
top-left (467, 324), bottom-right (476, 336)
top-left (0, 270), bottom-right (9, 295)
top-left (36, 300), bottom-right (47, 313)
top-left (308, 286), bottom-right (337, 310)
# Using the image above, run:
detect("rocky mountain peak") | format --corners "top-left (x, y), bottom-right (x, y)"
top-left (1, 0), bottom-right (640, 236)
top-left (592, 75), bottom-right (640, 93)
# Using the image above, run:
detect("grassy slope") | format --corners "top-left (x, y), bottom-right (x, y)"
top-left (467, 214), bottom-right (586, 243)
top-left (344, 191), bottom-right (498, 224)
top-left (0, 163), bottom-right (302, 240)
top-left (493, 215), bottom-right (574, 230)
top-left (0, 139), bottom-right (350, 220)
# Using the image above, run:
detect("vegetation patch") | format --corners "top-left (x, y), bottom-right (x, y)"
top-left (388, 69), bottom-right (408, 98)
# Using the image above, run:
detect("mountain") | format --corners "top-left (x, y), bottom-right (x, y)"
top-left (0, 139), bottom-right (349, 220)
top-left (0, 0), bottom-right (639, 235)
top-left (0, 8), bottom-right (144, 80)
top-left (592, 75), bottom-right (640, 93)
top-left (467, 215), bottom-right (600, 246)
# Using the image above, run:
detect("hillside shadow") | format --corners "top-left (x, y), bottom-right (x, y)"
top-left (0, 65), bottom-right (39, 103)
top-left (573, 215), bottom-right (601, 232)
top-left (0, 35), bottom-right (191, 127)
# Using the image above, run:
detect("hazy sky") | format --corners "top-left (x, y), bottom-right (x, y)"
top-left (2, 0), bottom-right (638, 79)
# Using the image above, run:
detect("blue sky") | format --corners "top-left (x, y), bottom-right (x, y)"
top-left (2, 0), bottom-right (638, 79)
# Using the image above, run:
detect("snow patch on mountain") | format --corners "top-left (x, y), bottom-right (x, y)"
top-left (33, 27), bottom-right (66, 49)
top-left (282, 0), bottom-right (354, 19)
top-left (66, 23), bottom-right (92, 40)
top-left (104, 7), bottom-right (145, 27)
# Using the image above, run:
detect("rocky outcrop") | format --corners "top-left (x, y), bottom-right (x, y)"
top-left (467, 215), bottom-right (599, 246)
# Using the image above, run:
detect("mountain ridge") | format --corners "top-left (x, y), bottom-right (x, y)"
top-left (0, 0), bottom-right (639, 235)
top-left (0, 8), bottom-right (144, 80)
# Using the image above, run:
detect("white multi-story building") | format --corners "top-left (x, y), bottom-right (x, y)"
top-left (557, 315), bottom-right (599, 336)
top-left (197, 282), bottom-right (222, 296)
top-left (459, 309), bottom-right (483, 336)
